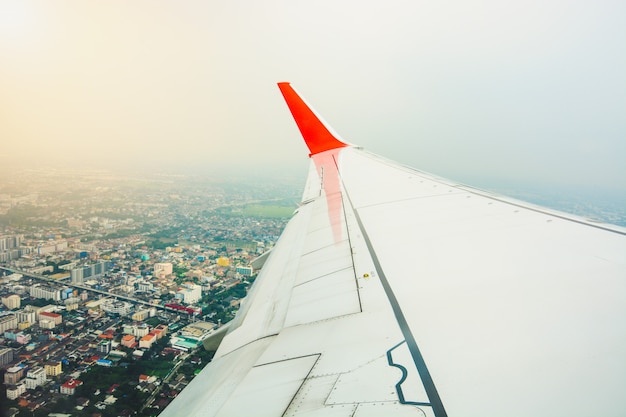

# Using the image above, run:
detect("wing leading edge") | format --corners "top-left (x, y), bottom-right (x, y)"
top-left (159, 84), bottom-right (626, 417)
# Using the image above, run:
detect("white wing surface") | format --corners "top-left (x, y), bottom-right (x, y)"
top-left (159, 83), bottom-right (626, 417)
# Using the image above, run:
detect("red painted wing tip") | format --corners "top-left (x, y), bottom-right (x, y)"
top-left (278, 82), bottom-right (348, 156)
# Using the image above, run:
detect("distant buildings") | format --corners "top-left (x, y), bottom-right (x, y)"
top-left (0, 234), bottom-right (28, 262)
top-left (36, 240), bottom-right (68, 255)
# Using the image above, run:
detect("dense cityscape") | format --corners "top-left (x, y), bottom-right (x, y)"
top-left (0, 167), bottom-right (301, 417)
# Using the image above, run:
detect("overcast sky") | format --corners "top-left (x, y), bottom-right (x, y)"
top-left (1, 1), bottom-right (624, 198)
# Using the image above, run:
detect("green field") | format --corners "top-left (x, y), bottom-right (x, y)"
top-left (239, 204), bottom-right (295, 218)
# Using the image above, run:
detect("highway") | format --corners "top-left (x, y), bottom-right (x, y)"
top-left (0, 266), bottom-right (190, 315)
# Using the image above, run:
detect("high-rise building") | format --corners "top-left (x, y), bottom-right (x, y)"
top-left (6, 382), bottom-right (26, 400)
top-left (0, 314), bottom-right (18, 333)
top-left (0, 347), bottom-right (14, 366)
top-left (24, 366), bottom-right (46, 389)
top-left (0, 235), bottom-right (21, 251)
top-left (71, 261), bottom-right (111, 284)
top-left (97, 340), bottom-right (111, 354)
top-left (1, 294), bottom-right (20, 309)
top-left (177, 283), bottom-right (202, 304)
top-left (15, 309), bottom-right (36, 325)
top-left (4, 366), bottom-right (25, 384)
top-left (0, 235), bottom-right (27, 262)
top-left (29, 284), bottom-right (60, 301)
top-left (154, 262), bottom-right (173, 277)
top-left (44, 361), bottom-right (62, 377)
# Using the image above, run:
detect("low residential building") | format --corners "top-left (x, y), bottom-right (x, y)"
top-left (5, 330), bottom-right (31, 344)
top-left (6, 382), bottom-right (26, 400)
top-left (121, 334), bottom-right (136, 348)
top-left (152, 324), bottom-right (168, 340)
top-left (39, 318), bottom-right (56, 329)
top-left (132, 309), bottom-right (150, 321)
top-left (101, 299), bottom-right (132, 315)
top-left (60, 379), bottom-right (82, 395)
top-left (97, 340), bottom-right (111, 354)
top-left (45, 361), bottom-right (62, 377)
top-left (96, 359), bottom-right (112, 367)
top-left (139, 333), bottom-right (156, 349)
top-left (123, 323), bottom-right (149, 337)
top-left (39, 311), bottom-right (62, 325)
top-left (236, 265), bottom-right (253, 276)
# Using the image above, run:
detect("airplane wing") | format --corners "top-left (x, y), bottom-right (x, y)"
top-left (159, 83), bottom-right (626, 417)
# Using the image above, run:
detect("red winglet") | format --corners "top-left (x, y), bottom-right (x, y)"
top-left (278, 82), bottom-right (349, 156)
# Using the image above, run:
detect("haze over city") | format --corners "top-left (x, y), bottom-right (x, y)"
top-left (1, 1), bottom-right (624, 206)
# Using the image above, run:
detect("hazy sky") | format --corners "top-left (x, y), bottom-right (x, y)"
top-left (1, 1), bottom-right (624, 196)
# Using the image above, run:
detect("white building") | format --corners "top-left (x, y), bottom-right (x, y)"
top-left (29, 284), bottom-right (60, 301)
top-left (100, 299), bottom-right (132, 316)
top-left (123, 324), bottom-right (150, 337)
top-left (36, 240), bottom-right (67, 255)
top-left (177, 283), bottom-right (202, 305)
top-left (0, 314), bottom-right (18, 333)
top-left (15, 310), bottom-right (36, 324)
top-left (6, 382), bottom-right (26, 400)
top-left (24, 366), bottom-right (46, 389)
top-left (1, 294), bottom-right (20, 310)
top-left (137, 281), bottom-right (154, 292)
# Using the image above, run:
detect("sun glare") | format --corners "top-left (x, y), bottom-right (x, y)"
top-left (0, 2), bottom-right (34, 37)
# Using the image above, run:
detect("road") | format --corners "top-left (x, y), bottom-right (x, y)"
top-left (1, 266), bottom-right (188, 314)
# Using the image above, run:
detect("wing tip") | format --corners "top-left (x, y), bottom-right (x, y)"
top-left (278, 82), bottom-right (349, 156)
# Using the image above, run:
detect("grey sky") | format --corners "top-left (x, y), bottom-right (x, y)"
top-left (1, 0), bottom-right (624, 196)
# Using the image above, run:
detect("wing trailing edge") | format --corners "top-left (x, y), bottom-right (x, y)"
top-left (278, 82), bottom-right (349, 156)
